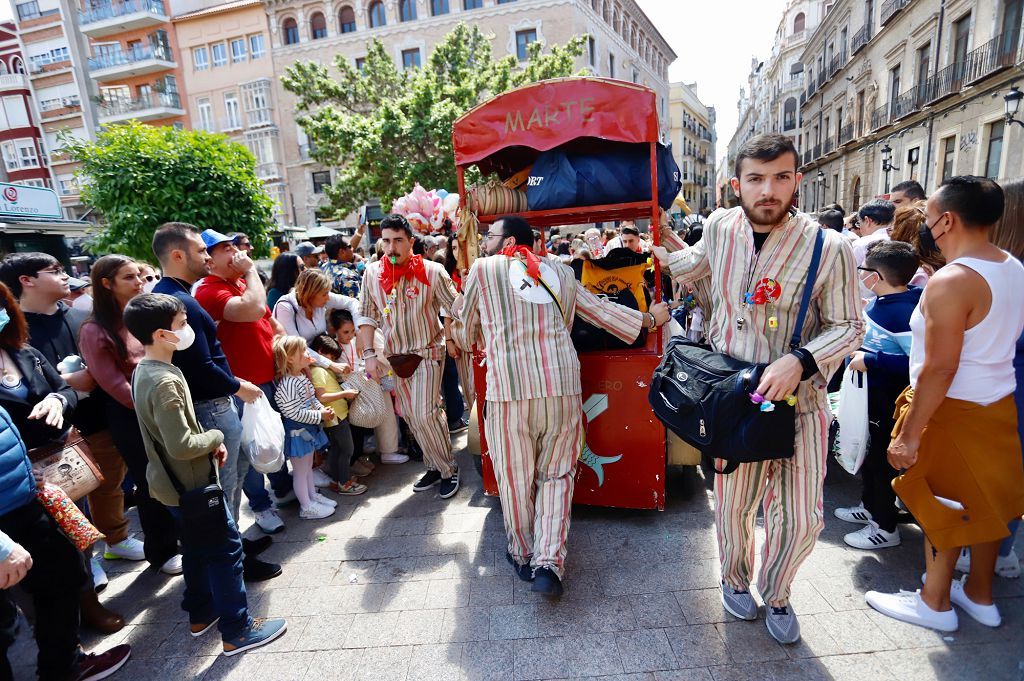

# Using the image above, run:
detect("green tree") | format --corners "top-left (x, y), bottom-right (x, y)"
top-left (281, 23), bottom-right (586, 217)
top-left (62, 122), bottom-right (275, 261)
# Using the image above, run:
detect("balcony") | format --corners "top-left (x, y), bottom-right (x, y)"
top-left (0, 74), bottom-right (28, 92)
top-left (813, 142), bottom-right (822, 159)
top-left (219, 117), bottom-right (243, 133)
top-left (817, 70), bottom-right (826, 89)
top-left (98, 91), bottom-right (183, 124)
top-left (802, 149), bottom-right (813, 165)
top-left (799, 91), bottom-right (806, 107)
top-left (962, 33), bottom-right (1020, 87)
top-left (823, 137), bottom-right (834, 156)
top-left (827, 49), bottom-right (848, 80)
top-left (880, 0), bottom-right (911, 26)
top-left (839, 123), bottom-right (854, 145)
top-left (39, 96), bottom-right (82, 119)
top-left (79, 0), bottom-right (168, 39)
top-left (255, 162), bottom-right (283, 180)
top-left (891, 87), bottom-right (923, 120)
top-left (88, 44), bottom-right (175, 82)
top-left (852, 23), bottom-right (872, 55)
top-left (870, 102), bottom-right (890, 130)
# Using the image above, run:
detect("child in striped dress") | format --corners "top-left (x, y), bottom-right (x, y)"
top-left (272, 335), bottom-right (337, 520)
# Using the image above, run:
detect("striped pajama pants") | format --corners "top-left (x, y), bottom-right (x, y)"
top-left (485, 394), bottom-right (583, 579)
top-left (715, 407), bottom-right (830, 606)
top-left (454, 351), bottom-right (477, 412)
top-left (394, 358), bottom-right (457, 478)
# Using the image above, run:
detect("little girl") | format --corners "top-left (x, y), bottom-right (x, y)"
top-left (273, 335), bottom-right (337, 520)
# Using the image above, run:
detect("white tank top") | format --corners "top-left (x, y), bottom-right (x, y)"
top-left (909, 252), bottom-right (1024, 405)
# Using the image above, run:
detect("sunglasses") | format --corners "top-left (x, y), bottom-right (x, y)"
top-left (144, 274), bottom-right (161, 282)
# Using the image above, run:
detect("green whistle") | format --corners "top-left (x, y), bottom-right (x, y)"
top-left (390, 255), bottom-right (397, 264)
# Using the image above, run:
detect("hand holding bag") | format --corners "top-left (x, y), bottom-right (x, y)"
top-left (834, 368), bottom-right (870, 474)
top-left (28, 427), bottom-right (103, 501)
top-left (342, 371), bottom-right (389, 429)
top-left (241, 394), bottom-right (285, 474)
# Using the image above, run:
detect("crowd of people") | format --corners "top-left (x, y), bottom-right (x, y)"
top-left (0, 131), bottom-right (1021, 679)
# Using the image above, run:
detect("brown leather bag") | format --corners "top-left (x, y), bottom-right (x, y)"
top-left (387, 354), bottom-right (424, 379)
top-left (28, 427), bottom-right (104, 501)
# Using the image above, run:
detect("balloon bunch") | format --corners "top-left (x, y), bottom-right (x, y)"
top-left (391, 183), bottom-right (461, 235)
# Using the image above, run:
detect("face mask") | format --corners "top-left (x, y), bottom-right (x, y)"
top-left (143, 280), bottom-right (157, 293)
top-left (859, 271), bottom-right (879, 299)
top-left (72, 294), bottom-right (93, 313)
top-left (919, 216), bottom-right (945, 253)
top-left (0, 308), bottom-right (9, 334)
top-left (166, 323), bottom-right (195, 351)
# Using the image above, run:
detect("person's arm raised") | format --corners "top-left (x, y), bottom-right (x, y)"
top-left (222, 253), bottom-right (269, 323)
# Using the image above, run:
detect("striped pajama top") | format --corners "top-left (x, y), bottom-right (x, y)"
top-left (451, 254), bottom-right (644, 402)
top-left (665, 207), bottom-right (864, 413)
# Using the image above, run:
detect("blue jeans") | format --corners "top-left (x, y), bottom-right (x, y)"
top-left (167, 506), bottom-right (250, 641)
top-left (195, 396), bottom-right (246, 522)
top-left (442, 356), bottom-right (464, 424)
top-left (239, 382), bottom-right (293, 513)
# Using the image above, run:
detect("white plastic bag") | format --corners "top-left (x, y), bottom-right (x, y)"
top-left (835, 368), bottom-right (870, 474)
top-left (241, 394), bottom-right (285, 474)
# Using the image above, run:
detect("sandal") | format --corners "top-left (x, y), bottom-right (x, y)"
top-left (330, 479), bottom-right (368, 496)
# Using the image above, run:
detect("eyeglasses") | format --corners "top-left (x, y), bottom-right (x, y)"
top-left (483, 232), bottom-right (504, 240)
top-left (36, 267), bottom-right (66, 276)
top-left (144, 274), bottom-right (161, 282)
top-left (856, 267), bottom-right (879, 275)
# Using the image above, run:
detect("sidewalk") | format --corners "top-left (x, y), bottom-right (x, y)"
top-left (9, 437), bottom-right (1024, 680)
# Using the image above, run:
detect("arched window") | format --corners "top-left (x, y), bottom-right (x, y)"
top-left (11, 57), bottom-right (23, 74)
top-left (310, 12), bottom-right (327, 39)
top-left (783, 97), bottom-right (797, 130)
top-left (431, 0), bottom-right (449, 15)
top-left (0, 61), bottom-right (7, 75)
top-left (399, 0), bottom-right (416, 21)
top-left (368, 0), bottom-right (386, 27)
top-left (338, 5), bottom-right (356, 32)
top-left (282, 17), bottom-right (299, 44)
top-left (793, 12), bottom-right (805, 33)
top-left (602, 1), bottom-right (610, 23)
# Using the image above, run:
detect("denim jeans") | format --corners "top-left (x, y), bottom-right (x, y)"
top-left (239, 382), bottom-right (293, 513)
top-left (195, 396), bottom-right (246, 522)
top-left (442, 355), bottom-right (465, 424)
top-left (167, 506), bottom-right (250, 641)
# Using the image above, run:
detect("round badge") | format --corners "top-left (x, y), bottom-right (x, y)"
top-left (405, 286), bottom-right (419, 298)
top-left (508, 260), bottom-right (561, 305)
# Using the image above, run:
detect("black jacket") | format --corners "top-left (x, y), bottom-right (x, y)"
top-left (0, 346), bottom-right (78, 450)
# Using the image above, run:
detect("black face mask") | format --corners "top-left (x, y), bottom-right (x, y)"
top-left (919, 216), bottom-right (945, 253)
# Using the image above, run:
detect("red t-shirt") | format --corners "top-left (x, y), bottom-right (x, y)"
top-left (194, 276), bottom-right (275, 385)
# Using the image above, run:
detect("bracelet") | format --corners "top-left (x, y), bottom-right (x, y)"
top-left (362, 350), bottom-right (377, 359)
top-left (645, 313), bottom-right (657, 331)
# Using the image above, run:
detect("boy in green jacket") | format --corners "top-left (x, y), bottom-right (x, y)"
top-left (124, 293), bottom-right (286, 656)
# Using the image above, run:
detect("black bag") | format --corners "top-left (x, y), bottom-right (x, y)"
top-left (648, 228), bottom-right (824, 474)
top-left (570, 248), bottom-right (650, 352)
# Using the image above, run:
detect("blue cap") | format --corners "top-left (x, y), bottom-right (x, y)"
top-left (201, 229), bottom-right (234, 251)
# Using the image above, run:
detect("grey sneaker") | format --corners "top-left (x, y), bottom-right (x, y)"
top-left (721, 582), bottom-right (758, 621)
top-left (765, 605), bottom-right (801, 644)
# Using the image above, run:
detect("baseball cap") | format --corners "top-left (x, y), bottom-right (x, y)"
top-left (67, 277), bottom-right (90, 292)
top-left (295, 241), bottom-right (324, 257)
top-left (201, 229), bottom-right (235, 251)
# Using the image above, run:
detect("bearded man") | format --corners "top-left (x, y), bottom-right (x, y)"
top-left (652, 134), bottom-right (863, 644)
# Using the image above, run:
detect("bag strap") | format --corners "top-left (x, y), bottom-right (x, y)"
top-left (512, 259), bottom-right (568, 324)
top-left (789, 227), bottom-right (825, 351)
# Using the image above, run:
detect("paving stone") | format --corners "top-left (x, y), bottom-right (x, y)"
top-left (712, 621), bottom-right (788, 664)
top-left (653, 670), bottom-right (714, 681)
top-left (631, 592), bottom-right (687, 628)
top-left (205, 650), bottom-right (315, 681)
top-left (674, 588), bottom-right (732, 625)
top-left (563, 632), bottom-right (626, 677)
top-left (811, 609), bottom-right (897, 654)
top-left (407, 643), bottom-right (467, 681)
top-left (614, 628), bottom-right (678, 673)
top-left (393, 608), bottom-right (446, 645)
top-left (513, 636), bottom-right (569, 680)
top-left (381, 579), bottom-right (431, 611)
top-left (489, 604), bottom-right (539, 640)
top-left (664, 623), bottom-right (731, 668)
top-left (341, 611), bottom-right (400, 648)
top-left (470, 575), bottom-right (515, 606)
top-left (462, 639), bottom-right (515, 681)
top-left (440, 607), bottom-right (493, 643)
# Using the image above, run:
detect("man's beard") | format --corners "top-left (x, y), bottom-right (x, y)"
top-left (739, 192), bottom-right (794, 228)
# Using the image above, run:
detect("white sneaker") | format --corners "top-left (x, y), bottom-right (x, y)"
top-left (299, 502), bottom-right (335, 520)
top-left (254, 508), bottom-right (285, 534)
top-left (843, 521), bottom-right (901, 550)
top-left (865, 589), bottom-right (958, 632)
top-left (312, 468), bottom-right (332, 488)
top-left (313, 492), bottom-right (337, 508)
top-left (91, 556), bottom-right (108, 592)
top-left (955, 547), bottom-right (971, 573)
top-left (380, 452), bottom-right (410, 465)
top-left (955, 547), bottom-right (1021, 579)
top-left (949, 576), bottom-right (1001, 627)
top-left (160, 554), bottom-right (184, 575)
top-left (103, 536), bottom-right (146, 561)
top-left (833, 503), bottom-right (873, 525)
top-left (273, 489), bottom-right (298, 507)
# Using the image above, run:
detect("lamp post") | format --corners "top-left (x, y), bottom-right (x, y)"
top-left (880, 143), bottom-right (899, 194)
top-left (817, 169), bottom-right (829, 208)
top-left (1005, 86), bottom-right (1024, 128)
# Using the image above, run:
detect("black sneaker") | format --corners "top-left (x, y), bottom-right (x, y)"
top-left (531, 566), bottom-right (563, 598)
top-left (438, 471), bottom-right (460, 499)
top-left (242, 536), bottom-right (272, 556)
top-left (506, 551), bottom-right (534, 582)
top-left (413, 470), bottom-right (442, 492)
top-left (243, 556), bottom-right (283, 582)
top-left (447, 418), bottom-right (469, 434)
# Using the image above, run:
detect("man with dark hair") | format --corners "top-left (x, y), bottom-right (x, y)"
top-left (890, 180), bottom-right (926, 207)
top-left (357, 214), bottom-right (461, 499)
top-left (836, 240), bottom-right (921, 550)
top-left (653, 133), bottom-right (863, 643)
top-left (817, 209), bottom-right (845, 232)
top-left (821, 203), bottom-right (845, 217)
top-left (853, 199), bottom-right (896, 267)
top-left (321, 234), bottom-right (360, 297)
top-left (453, 216), bottom-right (670, 598)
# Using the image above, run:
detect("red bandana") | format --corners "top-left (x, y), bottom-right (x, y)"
top-left (501, 245), bottom-right (542, 283)
top-left (380, 254), bottom-right (430, 295)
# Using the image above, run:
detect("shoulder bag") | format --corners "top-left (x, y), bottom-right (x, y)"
top-left (28, 427), bottom-right (103, 501)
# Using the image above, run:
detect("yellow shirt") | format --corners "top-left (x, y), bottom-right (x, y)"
top-left (309, 366), bottom-right (349, 425)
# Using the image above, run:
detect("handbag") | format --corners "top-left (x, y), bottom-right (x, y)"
top-left (387, 353), bottom-right (423, 379)
top-left (28, 427), bottom-right (103, 501)
top-left (834, 368), bottom-right (870, 474)
top-left (153, 443), bottom-right (229, 550)
top-left (342, 370), bottom-right (389, 429)
top-left (648, 228), bottom-right (824, 474)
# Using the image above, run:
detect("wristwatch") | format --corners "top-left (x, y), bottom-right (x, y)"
top-left (645, 312), bottom-right (657, 331)
top-left (362, 349), bottom-right (377, 359)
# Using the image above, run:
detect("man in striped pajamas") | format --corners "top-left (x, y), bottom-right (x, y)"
top-left (653, 134), bottom-right (863, 644)
top-left (358, 215), bottom-right (461, 499)
top-left (452, 216), bottom-right (670, 598)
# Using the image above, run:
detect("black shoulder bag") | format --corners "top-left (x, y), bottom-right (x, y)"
top-left (648, 228), bottom-right (824, 474)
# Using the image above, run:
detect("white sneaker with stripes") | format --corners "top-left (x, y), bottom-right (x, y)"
top-left (844, 521), bottom-right (901, 550)
top-left (834, 503), bottom-right (873, 525)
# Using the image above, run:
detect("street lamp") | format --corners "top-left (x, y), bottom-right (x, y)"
top-left (880, 143), bottom-right (899, 194)
top-left (1005, 86), bottom-right (1024, 128)
top-left (816, 169), bottom-right (829, 209)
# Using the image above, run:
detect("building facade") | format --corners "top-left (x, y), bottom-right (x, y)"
top-left (797, 0), bottom-right (1023, 213)
top-left (261, 0), bottom-right (675, 229)
top-left (668, 81), bottom-right (715, 212)
top-left (0, 20), bottom-right (52, 188)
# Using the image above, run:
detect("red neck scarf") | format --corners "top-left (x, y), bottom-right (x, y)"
top-left (501, 244), bottom-right (542, 283)
top-left (380, 254), bottom-right (430, 295)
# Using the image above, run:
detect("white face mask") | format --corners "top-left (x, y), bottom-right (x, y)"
top-left (166, 323), bottom-right (195, 351)
top-left (142, 280), bottom-right (158, 293)
top-left (72, 294), bottom-right (93, 313)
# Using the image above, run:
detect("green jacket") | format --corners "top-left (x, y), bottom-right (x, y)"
top-left (131, 359), bottom-right (224, 507)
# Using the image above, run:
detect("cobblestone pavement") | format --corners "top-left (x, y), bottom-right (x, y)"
top-left (10, 433), bottom-right (1024, 680)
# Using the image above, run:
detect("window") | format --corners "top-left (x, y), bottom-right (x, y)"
top-left (17, 140), bottom-right (38, 168)
top-left (310, 12), bottom-right (327, 39)
top-left (338, 5), bottom-right (356, 32)
top-left (907, 147), bottom-right (920, 180)
top-left (431, 0), bottom-right (448, 16)
top-left (211, 42), bottom-right (227, 67)
top-left (1, 142), bottom-right (18, 172)
top-left (783, 97), bottom-right (797, 130)
top-left (312, 171), bottom-right (332, 194)
top-left (464, 0), bottom-right (483, 8)
top-left (355, 57), bottom-right (366, 70)
top-left (888, 64), bottom-right (901, 114)
top-left (2, 96), bottom-right (28, 128)
top-left (224, 93), bottom-right (241, 130)
top-left (17, 179), bottom-right (45, 188)
top-left (515, 29), bottom-right (537, 62)
top-left (985, 120), bottom-right (1004, 179)
top-left (197, 98), bottom-right (213, 131)
top-left (249, 34), bottom-right (266, 59)
top-left (587, 36), bottom-right (596, 66)
top-left (915, 42), bottom-right (930, 96)
top-left (1002, 0), bottom-right (1023, 55)
top-left (952, 13), bottom-right (971, 74)
top-left (402, 48), bottom-right (421, 70)
top-left (368, 1), bottom-right (385, 27)
top-left (283, 18), bottom-right (299, 45)
top-left (497, 0), bottom-right (517, 3)
top-left (192, 46), bottom-right (209, 70)
top-left (58, 175), bottom-right (77, 196)
top-left (856, 89), bottom-right (865, 135)
top-left (242, 79), bottom-right (273, 126)
top-left (793, 12), bottom-right (805, 33)
top-left (399, 0), bottom-right (416, 21)
top-left (941, 136), bottom-right (956, 181)
top-left (231, 38), bottom-right (247, 62)
top-left (608, 52), bottom-right (615, 78)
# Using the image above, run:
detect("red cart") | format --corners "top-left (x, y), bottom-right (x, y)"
top-left (453, 77), bottom-right (698, 511)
